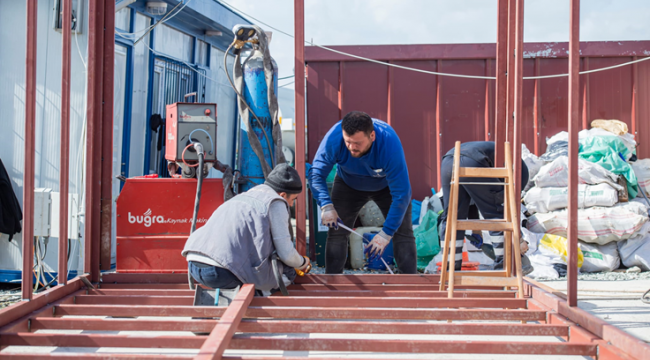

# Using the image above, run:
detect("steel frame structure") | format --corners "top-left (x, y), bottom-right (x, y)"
top-left (2, 0), bottom-right (649, 359)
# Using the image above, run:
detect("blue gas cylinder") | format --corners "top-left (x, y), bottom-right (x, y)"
top-left (239, 48), bottom-right (278, 192)
top-left (363, 232), bottom-right (394, 271)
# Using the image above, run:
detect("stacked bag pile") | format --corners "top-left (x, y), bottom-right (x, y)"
top-left (521, 119), bottom-right (650, 278)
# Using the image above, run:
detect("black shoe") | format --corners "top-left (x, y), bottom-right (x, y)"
top-left (493, 255), bottom-right (534, 276)
top-left (521, 254), bottom-right (534, 276)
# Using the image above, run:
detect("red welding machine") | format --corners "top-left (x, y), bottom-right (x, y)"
top-left (116, 178), bottom-right (224, 273)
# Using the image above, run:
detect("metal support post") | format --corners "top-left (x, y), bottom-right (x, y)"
top-left (567, 0), bottom-right (581, 307)
top-left (59, 0), bottom-right (72, 285)
top-left (294, 0), bottom-right (307, 255)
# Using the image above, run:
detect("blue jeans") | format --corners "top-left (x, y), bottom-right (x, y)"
top-left (188, 261), bottom-right (243, 289)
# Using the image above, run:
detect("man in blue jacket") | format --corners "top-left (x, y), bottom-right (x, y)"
top-left (309, 111), bottom-right (416, 274)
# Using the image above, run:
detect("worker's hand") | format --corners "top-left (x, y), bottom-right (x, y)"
top-left (297, 256), bottom-right (311, 271)
top-left (366, 231), bottom-right (392, 258)
top-left (520, 239), bottom-right (529, 254)
top-left (320, 204), bottom-right (341, 229)
top-left (167, 161), bottom-right (179, 176)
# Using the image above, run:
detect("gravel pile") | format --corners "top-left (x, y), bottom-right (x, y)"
top-left (533, 270), bottom-right (650, 282)
top-left (0, 284), bottom-right (21, 309)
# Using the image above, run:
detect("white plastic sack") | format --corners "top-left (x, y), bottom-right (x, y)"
top-left (578, 241), bottom-right (620, 272)
top-left (527, 202), bottom-right (649, 245)
top-left (526, 263), bottom-right (560, 280)
top-left (632, 159), bottom-right (650, 197)
top-left (521, 227), bottom-right (542, 254)
top-left (524, 183), bottom-right (618, 214)
top-left (617, 233), bottom-right (650, 271)
top-left (522, 144), bottom-right (545, 191)
top-left (534, 156), bottom-right (622, 191)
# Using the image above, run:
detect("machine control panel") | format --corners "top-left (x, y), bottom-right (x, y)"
top-left (165, 102), bottom-right (217, 163)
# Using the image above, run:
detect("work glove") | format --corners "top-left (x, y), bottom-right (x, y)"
top-left (320, 204), bottom-right (341, 229)
top-left (364, 230), bottom-right (392, 259)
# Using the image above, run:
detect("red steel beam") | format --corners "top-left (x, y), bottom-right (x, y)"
top-left (0, 333), bottom-right (597, 356)
top-left (87, 289), bottom-right (195, 296)
top-left (505, 0), bottom-right (516, 146)
top-left (84, 0), bottom-right (102, 280)
top-left (0, 291), bottom-right (79, 334)
top-left (195, 284), bottom-right (255, 360)
top-left (289, 284), bottom-right (504, 291)
top-left (99, 0), bottom-right (115, 272)
top-left (30, 317), bottom-right (568, 337)
top-left (494, 0), bottom-right (508, 165)
top-left (277, 289), bottom-right (516, 298)
top-left (73, 294), bottom-right (526, 308)
top-left (567, 0), bottom-right (581, 307)
top-left (512, 0), bottom-right (524, 237)
top-left (295, 274), bottom-right (441, 284)
top-left (0, 355), bottom-right (193, 360)
top-left (0, 277), bottom-right (85, 329)
top-left (53, 304), bottom-right (546, 321)
top-left (529, 284), bottom-right (650, 360)
top-left (22, 0), bottom-right (37, 302)
top-left (58, 0), bottom-right (71, 286)
top-left (101, 272), bottom-right (188, 283)
top-left (227, 337), bottom-right (597, 356)
top-left (294, 0), bottom-right (307, 255)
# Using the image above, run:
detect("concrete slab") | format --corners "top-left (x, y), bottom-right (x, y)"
top-left (541, 278), bottom-right (650, 343)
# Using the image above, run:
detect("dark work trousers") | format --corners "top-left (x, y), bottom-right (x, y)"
top-left (326, 176), bottom-right (417, 274)
top-left (189, 261), bottom-right (244, 289)
top-left (439, 156), bottom-right (506, 270)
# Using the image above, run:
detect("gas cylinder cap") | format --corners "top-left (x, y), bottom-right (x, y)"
top-left (205, 108), bottom-right (211, 116)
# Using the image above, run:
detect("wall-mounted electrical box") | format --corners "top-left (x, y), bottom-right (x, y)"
top-left (34, 188), bottom-right (53, 237)
top-left (33, 189), bottom-right (80, 240)
top-left (53, 0), bottom-right (83, 34)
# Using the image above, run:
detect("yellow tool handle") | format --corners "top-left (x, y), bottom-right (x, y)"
top-left (295, 256), bottom-right (312, 276)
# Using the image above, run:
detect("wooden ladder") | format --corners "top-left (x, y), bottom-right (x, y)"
top-left (439, 141), bottom-right (525, 299)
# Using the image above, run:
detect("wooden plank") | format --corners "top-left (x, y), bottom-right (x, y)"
top-left (195, 284), bottom-right (255, 360)
top-left (456, 220), bottom-right (514, 232)
top-left (454, 276), bottom-right (520, 287)
top-left (458, 167), bottom-right (509, 178)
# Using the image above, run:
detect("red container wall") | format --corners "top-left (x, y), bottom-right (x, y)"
top-left (306, 41), bottom-right (650, 200)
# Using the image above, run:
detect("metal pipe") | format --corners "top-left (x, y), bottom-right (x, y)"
top-left (22, 0), bottom-right (38, 301)
top-left (513, 0), bottom-right (524, 238)
top-left (494, 0), bottom-right (508, 165)
top-left (99, 0), bottom-right (115, 276)
top-left (505, 0), bottom-right (516, 146)
top-left (567, 0), bottom-right (581, 307)
top-left (59, 0), bottom-right (72, 286)
top-left (294, 0), bottom-right (307, 255)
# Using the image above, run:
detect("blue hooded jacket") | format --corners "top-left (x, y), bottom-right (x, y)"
top-left (309, 119), bottom-right (411, 237)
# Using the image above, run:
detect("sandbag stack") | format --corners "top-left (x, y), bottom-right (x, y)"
top-left (522, 120), bottom-right (649, 277)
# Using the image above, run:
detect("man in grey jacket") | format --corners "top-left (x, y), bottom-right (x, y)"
top-left (182, 163), bottom-right (310, 292)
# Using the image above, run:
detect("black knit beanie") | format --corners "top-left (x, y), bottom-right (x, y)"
top-left (265, 163), bottom-right (303, 194)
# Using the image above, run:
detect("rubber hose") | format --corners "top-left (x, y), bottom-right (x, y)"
top-left (190, 151), bottom-right (204, 234)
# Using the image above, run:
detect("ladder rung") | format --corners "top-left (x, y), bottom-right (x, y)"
top-left (458, 167), bottom-right (509, 178)
top-left (456, 220), bottom-right (514, 232)
top-left (453, 276), bottom-right (520, 287)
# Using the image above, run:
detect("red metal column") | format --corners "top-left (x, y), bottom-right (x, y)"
top-left (632, 56), bottom-right (638, 137)
top-left (567, 0), bottom-right (581, 307)
top-left (513, 0), bottom-right (524, 217)
top-left (494, 0), bottom-right (508, 165)
top-left (85, 0), bottom-right (105, 281)
top-left (505, 0), bottom-right (516, 147)
top-left (533, 58), bottom-right (541, 155)
top-left (294, 0), bottom-right (307, 255)
top-left (581, 57), bottom-right (590, 130)
top-left (22, 0), bottom-right (38, 301)
top-left (100, 0), bottom-right (115, 272)
top-left (435, 61), bottom-right (442, 188)
top-left (59, 0), bottom-right (72, 285)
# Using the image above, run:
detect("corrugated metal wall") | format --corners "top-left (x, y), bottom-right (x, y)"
top-left (306, 41), bottom-right (650, 200)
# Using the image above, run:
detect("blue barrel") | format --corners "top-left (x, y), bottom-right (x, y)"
top-left (363, 232), bottom-right (394, 271)
top-left (239, 48), bottom-right (278, 192)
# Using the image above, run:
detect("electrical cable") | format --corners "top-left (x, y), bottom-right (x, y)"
top-left (279, 80), bottom-right (295, 88)
top-left (115, 0), bottom-right (188, 38)
top-left (189, 128), bottom-right (215, 155)
top-left (182, 143), bottom-right (200, 168)
top-left (223, 41), bottom-right (275, 168)
top-left (218, 0), bottom-right (650, 81)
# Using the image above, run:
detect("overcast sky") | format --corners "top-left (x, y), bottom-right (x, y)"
top-left (221, 0), bottom-right (650, 89)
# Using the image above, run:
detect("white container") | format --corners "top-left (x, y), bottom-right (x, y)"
top-left (349, 226), bottom-right (382, 269)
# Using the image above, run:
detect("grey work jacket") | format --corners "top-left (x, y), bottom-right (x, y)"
top-left (181, 184), bottom-right (288, 292)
